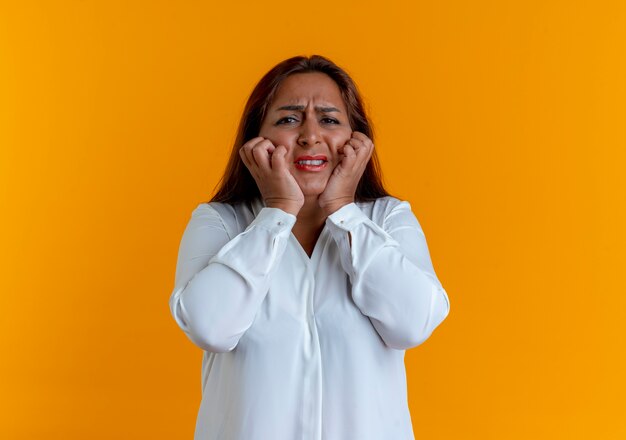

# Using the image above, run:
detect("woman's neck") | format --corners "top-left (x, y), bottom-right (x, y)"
top-left (295, 195), bottom-right (327, 228)
top-left (289, 195), bottom-right (327, 257)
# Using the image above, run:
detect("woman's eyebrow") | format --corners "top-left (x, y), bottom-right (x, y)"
top-left (276, 105), bottom-right (341, 113)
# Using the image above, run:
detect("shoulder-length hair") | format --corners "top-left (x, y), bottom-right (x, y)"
top-left (208, 54), bottom-right (393, 205)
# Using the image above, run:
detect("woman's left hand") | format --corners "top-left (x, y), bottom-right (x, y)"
top-left (318, 131), bottom-right (374, 216)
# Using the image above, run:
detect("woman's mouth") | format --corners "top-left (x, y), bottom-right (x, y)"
top-left (294, 155), bottom-right (328, 172)
top-left (294, 160), bottom-right (328, 171)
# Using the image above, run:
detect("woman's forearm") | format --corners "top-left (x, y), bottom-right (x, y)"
top-left (325, 201), bottom-right (450, 350)
top-left (169, 205), bottom-right (296, 352)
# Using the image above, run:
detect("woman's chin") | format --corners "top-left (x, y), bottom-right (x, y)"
top-left (298, 184), bottom-right (328, 198)
top-left (300, 186), bottom-right (323, 194)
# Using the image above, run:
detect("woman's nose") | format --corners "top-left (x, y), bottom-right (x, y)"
top-left (297, 118), bottom-right (321, 147)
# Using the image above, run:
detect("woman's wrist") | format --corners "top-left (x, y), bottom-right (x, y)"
top-left (321, 199), bottom-right (353, 217)
top-left (265, 203), bottom-right (301, 217)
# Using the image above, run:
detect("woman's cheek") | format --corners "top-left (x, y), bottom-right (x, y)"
top-left (272, 133), bottom-right (296, 150)
top-left (335, 131), bottom-right (352, 147)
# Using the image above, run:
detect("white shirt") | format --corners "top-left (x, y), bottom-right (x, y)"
top-left (169, 195), bottom-right (451, 440)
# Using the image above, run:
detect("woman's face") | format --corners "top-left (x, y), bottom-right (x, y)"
top-left (258, 72), bottom-right (353, 198)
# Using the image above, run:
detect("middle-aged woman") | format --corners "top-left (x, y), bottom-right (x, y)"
top-left (169, 54), bottom-right (451, 440)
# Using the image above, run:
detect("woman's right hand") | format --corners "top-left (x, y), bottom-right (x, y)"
top-left (239, 137), bottom-right (304, 216)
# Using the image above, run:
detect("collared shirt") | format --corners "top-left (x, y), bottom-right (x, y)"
top-left (169, 196), bottom-right (451, 440)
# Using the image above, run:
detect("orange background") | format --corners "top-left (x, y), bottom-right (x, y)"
top-left (1, 1), bottom-right (625, 438)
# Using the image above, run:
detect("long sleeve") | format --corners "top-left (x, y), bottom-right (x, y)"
top-left (325, 200), bottom-right (451, 350)
top-left (168, 203), bottom-right (297, 353)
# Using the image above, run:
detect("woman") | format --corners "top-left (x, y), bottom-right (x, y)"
top-left (169, 54), bottom-right (451, 440)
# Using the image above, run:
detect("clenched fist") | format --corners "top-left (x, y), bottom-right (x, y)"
top-left (239, 137), bottom-right (304, 216)
top-left (318, 131), bottom-right (374, 215)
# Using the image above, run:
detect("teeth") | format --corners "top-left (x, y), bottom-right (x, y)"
top-left (297, 160), bottom-right (325, 165)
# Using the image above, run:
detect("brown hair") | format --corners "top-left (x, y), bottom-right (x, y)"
top-left (208, 54), bottom-right (394, 204)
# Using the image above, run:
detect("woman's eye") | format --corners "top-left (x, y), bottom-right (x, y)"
top-left (276, 117), bottom-right (297, 125)
top-left (276, 116), bottom-right (339, 125)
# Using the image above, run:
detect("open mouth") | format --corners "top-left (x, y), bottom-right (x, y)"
top-left (294, 159), bottom-right (326, 166)
top-left (294, 160), bottom-right (328, 171)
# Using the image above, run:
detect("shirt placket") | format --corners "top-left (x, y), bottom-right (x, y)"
top-left (299, 251), bottom-right (323, 440)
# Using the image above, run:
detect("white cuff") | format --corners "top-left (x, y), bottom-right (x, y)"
top-left (249, 207), bottom-right (297, 234)
top-left (325, 203), bottom-right (368, 231)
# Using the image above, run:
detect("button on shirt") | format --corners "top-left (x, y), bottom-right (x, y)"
top-left (169, 196), bottom-right (451, 440)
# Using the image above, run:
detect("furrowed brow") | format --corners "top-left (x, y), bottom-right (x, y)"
top-left (276, 105), bottom-right (341, 113)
